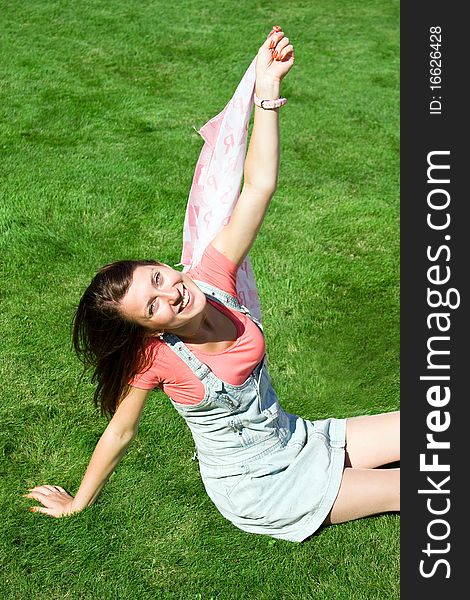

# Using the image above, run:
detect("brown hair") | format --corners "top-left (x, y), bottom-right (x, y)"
top-left (72, 259), bottom-right (160, 419)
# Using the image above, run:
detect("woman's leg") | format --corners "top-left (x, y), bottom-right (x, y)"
top-left (344, 410), bottom-right (400, 468)
top-left (324, 467), bottom-right (400, 525)
top-left (323, 411), bottom-right (400, 526)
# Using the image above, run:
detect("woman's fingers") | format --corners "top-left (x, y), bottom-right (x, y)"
top-left (273, 40), bottom-right (292, 61)
top-left (277, 45), bottom-right (294, 61)
top-left (24, 491), bottom-right (54, 507)
top-left (25, 485), bottom-right (54, 495)
top-left (25, 484), bottom-right (68, 496)
top-left (28, 505), bottom-right (52, 515)
top-left (23, 490), bottom-right (46, 500)
top-left (23, 486), bottom-right (77, 518)
top-left (23, 490), bottom-right (49, 502)
top-left (264, 28), bottom-right (294, 62)
top-left (264, 25), bottom-right (283, 48)
top-left (23, 486), bottom-right (73, 508)
top-left (268, 30), bottom-right (285, 50)
top-left (266, 25), bottom-right (282, 41)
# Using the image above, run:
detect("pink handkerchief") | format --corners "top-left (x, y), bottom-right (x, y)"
top-left (180, 57), bottom-right (262, 322)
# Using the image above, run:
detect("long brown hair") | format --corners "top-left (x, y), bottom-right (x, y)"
top-left (72, 259), bottom-right (160, 419)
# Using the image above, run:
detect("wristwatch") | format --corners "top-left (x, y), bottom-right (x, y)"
top-left (254, 94), bottom-right (287, 110)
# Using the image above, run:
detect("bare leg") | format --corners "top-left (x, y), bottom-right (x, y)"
top-left (325, 467), bottom-right (400, 525)
top-left (344, 411), bottom-right (400, 468)
top-left (322, 411), bottom-right (400, 526)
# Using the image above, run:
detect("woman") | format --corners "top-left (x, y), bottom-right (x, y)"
top-left (23, 27), bottom-right (399, 541)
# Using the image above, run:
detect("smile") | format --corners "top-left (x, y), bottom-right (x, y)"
top-left (179, 286), bottom-right (190, 312)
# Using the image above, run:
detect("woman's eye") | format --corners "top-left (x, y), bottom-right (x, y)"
top-left (148, 271), bottom-right (161, 316)
top-left (149, 271), bottom-right (161, 316)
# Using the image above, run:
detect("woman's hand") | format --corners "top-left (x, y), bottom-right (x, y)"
top-left (23, 485), bottom-right (80, 518)
top-left (255, 26), bottom-right (295, 87)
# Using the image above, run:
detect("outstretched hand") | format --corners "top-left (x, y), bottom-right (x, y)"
top-left (255, 26), bottom-right (295, 85)
top-left (23, 485), bottom-right (79, 518)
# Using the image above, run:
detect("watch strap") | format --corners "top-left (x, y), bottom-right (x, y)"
top-left (254, 94), bottom-right (287, 110)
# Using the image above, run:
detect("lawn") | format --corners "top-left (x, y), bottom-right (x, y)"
top-left (0, 1), bottom-right (399, 598)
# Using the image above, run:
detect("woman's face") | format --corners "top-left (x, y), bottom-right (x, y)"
top-left (119, 263), bottom-right (207, 336)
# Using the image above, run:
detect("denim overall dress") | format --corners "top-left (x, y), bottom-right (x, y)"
top-left (162, 280), bottom-right (347, 542)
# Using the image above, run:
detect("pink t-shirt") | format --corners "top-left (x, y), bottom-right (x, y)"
top-left (130, 244), bottom-right (266, 405)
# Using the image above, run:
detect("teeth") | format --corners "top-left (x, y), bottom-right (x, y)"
top-left (181, 288), bottom-right (189, 310)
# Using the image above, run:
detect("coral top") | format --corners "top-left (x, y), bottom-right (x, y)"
top-left (130, 244), bottom-right (266, 405)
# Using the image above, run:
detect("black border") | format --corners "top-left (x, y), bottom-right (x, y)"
top-left (401, 3), bottom-right (467, 596)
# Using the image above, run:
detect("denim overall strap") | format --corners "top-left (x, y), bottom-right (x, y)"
top-left (192, 280), bottom-right (263, 331)
top-left (160, 332), bottom-right (212, 382)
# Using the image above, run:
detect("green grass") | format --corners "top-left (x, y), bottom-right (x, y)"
top-left (1, 0), bottom-right (399, 598)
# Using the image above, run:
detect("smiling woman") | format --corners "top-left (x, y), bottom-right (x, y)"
top-left (24, 26), bottom-right (400, 543)
top-left (119, 263), bottom-right (207, 332)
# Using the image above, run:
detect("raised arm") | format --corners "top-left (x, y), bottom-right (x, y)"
top-left (211, 26), bottom-right (295, 267)
top-left (23, 386), bottom-right (150, 517)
